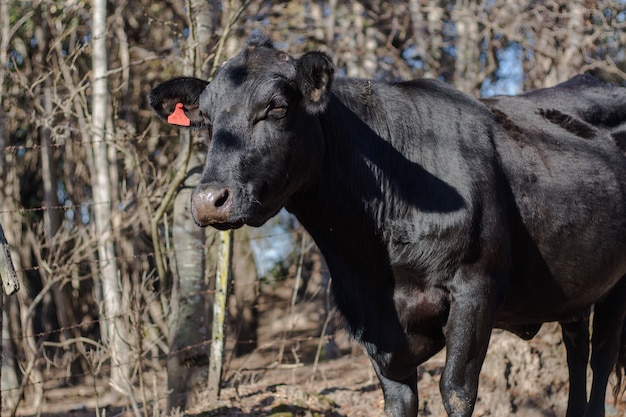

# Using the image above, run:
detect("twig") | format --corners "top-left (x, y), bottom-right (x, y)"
top-left (209, 0), bottom-right (254, 78)
top-left (207, 229), bottom-right (234, 403)
top-left (9, 339), bottom-right (44, 417)
top-left (310, 309), bottom-right (332, 384)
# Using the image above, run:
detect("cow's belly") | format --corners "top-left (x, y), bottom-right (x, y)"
top-left (496, 254), bottom-right (626, 325)
top-left (502, 204), bottom-right (626, 322)
top-left (496, 135), bottom-right (626, 323)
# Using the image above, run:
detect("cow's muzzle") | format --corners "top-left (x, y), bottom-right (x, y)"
top-left (190, 183), bottom-right (241, 229)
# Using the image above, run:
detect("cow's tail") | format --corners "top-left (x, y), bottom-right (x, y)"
top-left (614, 321), bottom-right (626, 402)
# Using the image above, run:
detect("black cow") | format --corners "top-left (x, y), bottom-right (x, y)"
top-left (149, 36), bottom-right (626, 417)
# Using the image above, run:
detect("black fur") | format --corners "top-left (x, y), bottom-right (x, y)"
top-left (149, 40), bottom-right (626, 417)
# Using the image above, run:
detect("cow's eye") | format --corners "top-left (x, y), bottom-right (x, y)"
top-left (267, 98), bottom-right (288, 118)
top-left (253, 97), bottom-right (288, 124)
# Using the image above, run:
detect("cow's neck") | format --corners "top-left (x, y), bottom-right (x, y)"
top-left (291, 90), bottom-right (395, 260)
top-left (286, 89), bottom-right (408, 347)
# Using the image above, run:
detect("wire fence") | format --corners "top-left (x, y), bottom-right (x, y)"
top-left (0, 95), bottom-right (349, 415)
top-left (0, 321), bottom-right (330, 393)
top-left (0, 135), bottom-right (339, 415)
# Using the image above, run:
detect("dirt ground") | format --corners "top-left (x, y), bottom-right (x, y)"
top-left (192, 325), bottom-right (626, 417)
top-left (9, 271), bottom-right (626, 417)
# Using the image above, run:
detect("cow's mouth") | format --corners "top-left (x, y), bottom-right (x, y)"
top-left (210, 219), bottom-right (246, 230)
top-left (192, 216), bottom-right (245, 230)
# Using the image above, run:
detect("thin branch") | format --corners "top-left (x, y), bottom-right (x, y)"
top-left (209, 0), bottom-right (253, 78)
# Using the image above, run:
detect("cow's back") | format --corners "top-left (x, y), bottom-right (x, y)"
top-left (483, 76), bottom-right (626, 324)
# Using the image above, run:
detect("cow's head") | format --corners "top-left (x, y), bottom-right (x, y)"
top-left (148, 36), bottom-right (334, 229)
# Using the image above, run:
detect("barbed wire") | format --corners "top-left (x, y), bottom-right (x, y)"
top-left (3, 284), bottom-right (321, 345)
top-left (0, 136), bottom-right (147, 154)
top-left (15, 252), bottom-right (156, 274)
top-left (0, 196), bottom-right (158, 215)
top-left (0, 277), bottom-right (333, 399)
top-left (0, 267), bottom-right (334, 402)
top-left (0, 138), bottom-right (325, 411)
top-left (4, 312), bottom-right (128, 343)
top-left (0, 197), bottom-right (301, 240)
top-left (0, 331), bottom-right (332, 396)
top-left (8, 228), bottom-right (302, 276)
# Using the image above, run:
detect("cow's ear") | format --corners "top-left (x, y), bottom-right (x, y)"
top-left (296, 51), bottom-right (334, 115)
top-left (148, 77), bottom-right (210, 127)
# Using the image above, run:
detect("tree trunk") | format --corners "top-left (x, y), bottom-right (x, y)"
top-left (0, 225), bottom-right (18, 296)
top-left (167, 0), bottom-right (217, 411)
top-left (426, 0), bottom-right (445, 78)
top-left (1, 301), bottom-right (18, 410)
top-left (37, 28), bottom-right (77, 358)
top-left (231, 232), bottom-right (258, 357)
top-left (1, 2), bottom-right (44, 410)
top-left (453, 0), bottom-right (482, 94)
top-left (0, 222), bottom-right (19, 412)
top-left (554, 0), bottom-right (585, 84)
top-left (168, 148), bottom-right (214, 412)
top-left (207, 229), bottom-right (233, 403)
top-left (91, 0), bottom-right (131, 397)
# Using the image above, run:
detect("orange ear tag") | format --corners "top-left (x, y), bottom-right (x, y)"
top-left (168, 103), bottom-right (191, 126)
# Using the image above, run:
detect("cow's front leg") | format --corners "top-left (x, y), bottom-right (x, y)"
top-left (440, 271), bottom-right (499, 417)
top-left (370, 357), bottom-right (418, 417)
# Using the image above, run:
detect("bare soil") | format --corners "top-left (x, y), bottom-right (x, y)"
top-left (195, 325), bottom-right (625, 417)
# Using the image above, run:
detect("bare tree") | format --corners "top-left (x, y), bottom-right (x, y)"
top-left (167, 0), bottom-right (258, 410)
top-left (0, 1), bottom-right (624, 415)
top-left (165, 0), bottom-right (217, 411)
top-left (452, 0), bottom-right (482, 93)
top-left (90, 0), bottom-right (133, 403)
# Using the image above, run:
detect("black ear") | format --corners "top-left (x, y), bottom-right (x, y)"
top-left (296, 51), bottom-right (334, 115)
top-left (148, 77), bottom-right (210, 127)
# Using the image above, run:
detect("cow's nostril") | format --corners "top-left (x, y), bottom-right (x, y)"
top-left (214, 188), bottom-right (229, 208)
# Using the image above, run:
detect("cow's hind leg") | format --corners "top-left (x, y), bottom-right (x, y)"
top-left (561, 311), bottom-right (591, 417)
top-left (370, 358), bottom-right (418, 417)
top-left (586, 276), bottom-right (626, 417)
